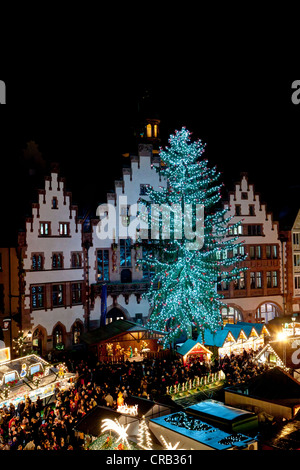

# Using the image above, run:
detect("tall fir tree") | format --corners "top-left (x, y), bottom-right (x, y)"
top-left (136, 128), bottom-right (247, 348)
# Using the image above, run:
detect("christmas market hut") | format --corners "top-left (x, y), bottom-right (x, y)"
top-left (203, 329), bottom-right (236, 358)
top-left (176, 339), bottom-right (213, 366)
top-left (80, 319), bottom-right (166, 362)
top-left (224, 367), bottom-right (300, 420)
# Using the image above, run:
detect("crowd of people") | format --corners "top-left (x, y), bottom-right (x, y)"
top-left (220, 349), bottom-right (269, 386)
top-left (0, 348), bottom-right (268, 450)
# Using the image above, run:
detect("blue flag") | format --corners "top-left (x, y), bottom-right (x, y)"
top-left (100, 284), bottom-right (107, 327)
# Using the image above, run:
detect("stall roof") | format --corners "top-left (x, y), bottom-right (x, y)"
top-left (226, 367), bottom-right (300, 404)
top-left (202, 329), bottom-right (235, 348)
top-left (80, 319), bottom-right (165, 346)
top-left (73, 406), bottom-right (138, 437)
top-left (177, 340), bottom-right (212, 357)
top-left (224, 322), bottom-right (270, 338)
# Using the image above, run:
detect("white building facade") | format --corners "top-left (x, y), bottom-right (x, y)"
top-left (89, 143), bottom-right (167, 327)
top-left (19, 167), bottom-right (86, 354)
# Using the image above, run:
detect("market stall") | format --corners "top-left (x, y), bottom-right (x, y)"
top-left (176, 340), bottom-right (213, 366)
top-left (80, 319), bottom-right (166, 362)
top-left (0, 347), bottom-right (75, 408)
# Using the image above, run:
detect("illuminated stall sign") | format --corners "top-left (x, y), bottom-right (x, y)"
top-left (0, 348), bottom-right (10, 364)
top-left (117, 404), bottom-right (139, 416)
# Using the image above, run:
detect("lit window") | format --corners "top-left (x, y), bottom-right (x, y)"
top-left (71, 252), bottom-right (82, 268)
top-left (153, 124), bottom-right (158, 138)
top-left (52, 284), bottom-right (64, 306)
top-left (120, 239), bottom-right (132, 267)
top-left (146, 123), bottom-right (152, 138)
top-left (71, 283), bottom-right (82, 304)
top-left (97, 249), bottom-right (109, 281)
top-left (40, 222), bottom-right (50, 236)
top-left (52, 253), bottom-right (63, 269)
top-left (32, 254), bottom-right (43, 271)
top-left (31, 285), bottom-right (45, 309)
top-left (59, 223), bottom-right (69, 236)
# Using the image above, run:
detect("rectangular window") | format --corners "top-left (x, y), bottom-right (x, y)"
top-left (52, 253), bottom-right (63, 269)
top-left (120, 238), bottom-right (132, 267)
top-left (249, 205), bottom-right (255, 216)
top-left (247, 225), bottom-right (263, 236)
top-left (266, 245), bottom-right (278, 259)
top-left (267, 271), bottom-right (272, 288)
top-left (140, 184), bottom-right (150, 196)
top-left (272, 271), bottom-right (278, 287)
top-left (295, 276), bottom-right (300, 290)
top-left (250, 272), bottom-right (262, 289)
top-left (235, 205), bottom-right (241, 216)
top-left (294, 254), bottom-right (300, 267)
top-left (59, 222), bottom-right (69, 236)
top-left (234, 271), bottom-right (245, 290)
top-left (97, 249), bottom-right (110, 281)
top-left (71, 283), bottom-right (82, 304)
top-left (52, 284), bottom-right (64, 307)
top-left (40, 222), bottom-right (50, 236)
top-left (31, 285), bottom-right (45, 309)
top-left (293, 232), bottom-right (300, 246)
top-left (142, 246), bottom-right (155, 279)
top-left (228, 225), bottom-right (243, 236)
top-left (32, 254), bottom-right (43, 271)
top-left (120, 205), bottom-right (130, 227)
top-left (71, 252), bottom-right (82, 268)
top-left (249, 246), bottom-right (261, 259)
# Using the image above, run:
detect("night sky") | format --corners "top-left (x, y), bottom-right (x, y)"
top-left (0, 71), bottom-right (299, 245)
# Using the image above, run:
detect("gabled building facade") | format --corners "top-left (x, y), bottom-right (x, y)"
top-left (89, 141), bottom-right (167, 327)
top-left (18, 166), bottom-right (86, 355)
top-left (220, 174), bottom-right (283, 324)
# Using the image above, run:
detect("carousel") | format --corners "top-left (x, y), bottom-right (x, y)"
top-left (0, 346), bottom-right (75, 409)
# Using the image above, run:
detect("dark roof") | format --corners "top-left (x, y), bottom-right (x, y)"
top-left (80, 319), bottom-right (162, 345)
top-left (120, 396), bottom-right (174, 418)
top-left (226, 367), bottom-right (300, 405)
top-left (73, 406), bottom-right (138, 437)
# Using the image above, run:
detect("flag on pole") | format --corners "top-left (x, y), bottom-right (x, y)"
top-left (100, 284), bottom-right (107, 327)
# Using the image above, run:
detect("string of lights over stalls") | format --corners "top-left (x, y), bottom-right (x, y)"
top-left (136, 128), bottom-right (247, 347)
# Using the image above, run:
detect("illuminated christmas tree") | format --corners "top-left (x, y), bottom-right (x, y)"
top-left (137, 128), bottom-right (247, 348)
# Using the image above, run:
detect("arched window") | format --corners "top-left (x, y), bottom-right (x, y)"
top-left (256, 303), bottom-right (280, 323)
top-left (221, 306), bottom-right (243, 325)
top-left (53, 325), bottom-right (64, 349)
top-left (146, 123), bottom-right (152, 138)
top-left (72, 322), bottom-right (83, 344)
top-left (106, 307), bottom-right (125, 324)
